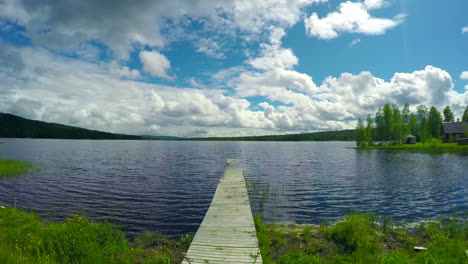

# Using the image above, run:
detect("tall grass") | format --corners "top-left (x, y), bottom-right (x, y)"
top-left (255, 213), bottom-right (468, 264)
top-left (0, 159), bottom-right (33, 176)
top-left (0, 207), bottom-right (191, 264)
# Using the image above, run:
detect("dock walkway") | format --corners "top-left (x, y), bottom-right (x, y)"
top-left (182, 159), bottom-right (262, 264)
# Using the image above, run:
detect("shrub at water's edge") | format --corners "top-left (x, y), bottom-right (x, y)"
top-left (255, 213), bottom-right (468, 264)
top-left (0, 207), bottom-right (191, 264)
top-left (0, 159), bottom-right (34, 176)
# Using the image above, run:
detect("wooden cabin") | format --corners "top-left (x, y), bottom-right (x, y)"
top-left (405, 134), bottom-right (416, 144)
top-left (442, 122), bottom-right (468, 143)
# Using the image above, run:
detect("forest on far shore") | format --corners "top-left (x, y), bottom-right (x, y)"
top-left (355, 104), bottom-right (468, 146)
top-left (0, 113), bottom-right (149, 140)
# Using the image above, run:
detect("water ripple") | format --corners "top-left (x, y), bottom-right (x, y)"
top-left (0, 139), bottom-right (467, 237)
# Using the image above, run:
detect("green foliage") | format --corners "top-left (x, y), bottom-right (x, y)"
top-left (0, 207), bottom-right (190, 264)
top-left (383, 103), bottom-right (394, 141)
top-left (363, 142), bottom-right (468, 155)
top-left (375, 103), bottom-right (407, 142)
top-left (192, 129), bottom-right (356, 141)
top-left (381, 250), bottom-right (412, 264)
top-left (325, 215), bottom-right (379, 257)
top-left (443, 106), bottom-right (455, 122)
top-left (463, 105), bottom-right (468, 122)
top-left (375, 107), bottom-right (385, 141)
top-left (368, 103), bottom-right (453, 144)
top-left (409, 113), bottom-right (418, 136)
top-left (428, 106), bottom-right (442, 139)
top-left (401, 103), bottom-right (411, 138)
top-left (0, 159), bottom-right (33, 176)
top-left (355, 118), bottom-right (365, 147)
top-left (391, 104), bottom-right (403, 141)
top-left (0, 208), bottom-right (130, 264)
top-left (422, 137), bottom-right (442, 146)
top-left (0, 113), bottom-right (147, 140)
top-left (417, 105), bottom-right (430, 142)
top-left (365, 114), bottom-right (374, 145)
top-left (255, 213), bottom-right (468, 264)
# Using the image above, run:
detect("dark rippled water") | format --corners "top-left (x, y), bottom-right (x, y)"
top-left (0, 139), bottom-right (467, 238)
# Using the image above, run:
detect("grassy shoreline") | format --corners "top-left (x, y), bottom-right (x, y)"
top-left (255, 214), bottom-right (468, 263)
top-left (1, 207), bottom-right (467, 263)
top-left (359, 142), bottom-right (468, 155)
top-left (0, 207), bottom-right (191, 264)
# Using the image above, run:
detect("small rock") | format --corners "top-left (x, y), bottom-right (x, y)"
top-left (414, 246), bottom-right (427, 251)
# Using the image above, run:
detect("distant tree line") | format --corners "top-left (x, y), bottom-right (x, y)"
top-left (0, 113), bottom-right (149, 140)
top-left (191, 129), bottom-right (355, 141)
top-left (356, 104), bottom-right (468, 146)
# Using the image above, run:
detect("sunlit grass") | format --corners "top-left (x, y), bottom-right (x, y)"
top-left (0, 207), bottom-right (191, 264)
top-left (366, 142), bottom-right (467, 149)
top-left (360, 141), bottom-right (468, 155)
top-left (0, 159), bottom-right (34, 176)
top-left (255, 213), bottom-right (468, 263)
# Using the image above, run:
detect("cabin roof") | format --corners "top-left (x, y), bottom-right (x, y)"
top-left (442, 122), bottom-right (468, 134)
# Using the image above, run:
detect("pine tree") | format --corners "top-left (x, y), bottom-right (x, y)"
top-left (443, 106), bottom-right (455, 122)
top-left (355, 117), bottom-right (365, 147)
top-left (402, 103), bottom-right (411, 137)
top-left (382, 103), bottom-right (393, 141)
top-left (463, 105), bottom-right (468, 122)
top-left (375, 107), bottom-right (384, 141)
top-left (409, 113), bottom-right (418, 136)
top-left (428, 106), bottom-right (442, 139)
top-left (365, 114), bottom-right (373, 145)
top-left (416, 105), bottom-right (429, 142)
top-left (391, 104), bottom-right (403, 142)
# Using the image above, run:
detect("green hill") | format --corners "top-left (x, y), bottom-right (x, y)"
top-left (190, 129), bottom-right (355, 141)
top-left (0, 113), bottom-right (150, 140)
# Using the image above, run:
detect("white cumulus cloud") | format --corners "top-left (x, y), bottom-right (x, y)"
top-left (248, 27), bottom-right (299, 71)
top-left (364, 0), bottom-right (387, 9)
top-left (0, 0), bottom-right (328, 60)
top-left (304, 1), bottom-right (405, 39)
top-left (139, 50), bottom-right (173, 80)
top-left (109, 61), bottom-right (140, 79)
top-left (460, 71), bottom-right (468, 80)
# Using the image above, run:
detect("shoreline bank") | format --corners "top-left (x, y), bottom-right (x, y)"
top-left (1, 207), bottom-right (467, 263)
top-left (356, 142), bottom-right (468, 155)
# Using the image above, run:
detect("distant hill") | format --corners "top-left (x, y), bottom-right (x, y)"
top-left (0, 112), bottom-right (354, 141)
top-left (141, 135), bottom-right (184, 140)
top-left (0, 113), bottom-right (153, 140)
top-left (190, 129), bottom-right (355, 141)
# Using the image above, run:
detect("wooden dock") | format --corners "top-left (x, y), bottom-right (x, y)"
top-left (182, 159), bottom-right (262, 264)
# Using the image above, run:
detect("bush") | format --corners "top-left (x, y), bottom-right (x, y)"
top-left (422, 137), bottom-right (442, 146)
top-left (358, 141), bottom-right (368, 148)
top-left (325, 215), bottom-right (379, 255)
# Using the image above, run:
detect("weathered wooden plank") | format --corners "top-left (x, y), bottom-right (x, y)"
top-left (182, 159), bottom-right (262, 264)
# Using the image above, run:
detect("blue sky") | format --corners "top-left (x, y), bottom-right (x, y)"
top-left (0, 0), bottom-right (467, 137)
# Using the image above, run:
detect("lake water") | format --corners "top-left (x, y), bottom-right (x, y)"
top-left (0, 139), bottom-right (467, 238)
